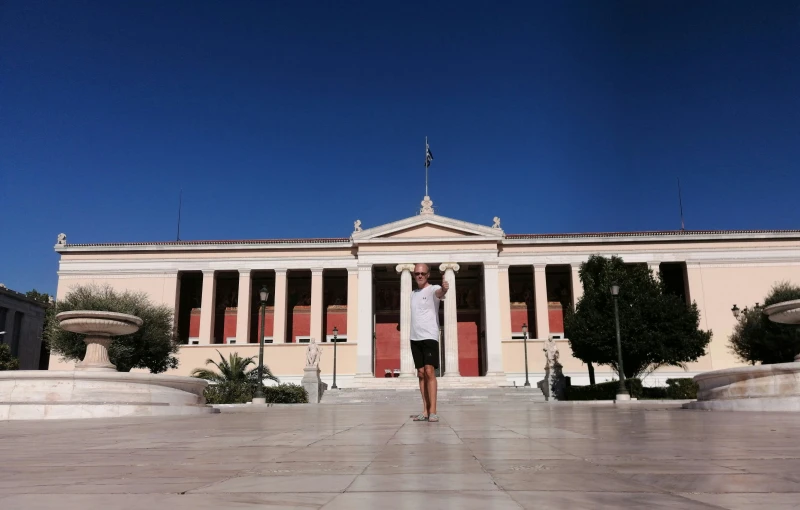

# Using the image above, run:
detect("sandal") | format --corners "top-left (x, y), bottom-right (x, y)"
top-left (412, 414), bottom-right (428, 421)
top-left (428, 414), bottom-right (440, 423)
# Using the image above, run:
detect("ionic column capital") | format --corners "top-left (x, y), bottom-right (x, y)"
top-left (311, 268), bottom-right (324, 276)
top-left (534, 264), bottom-right (547, 272)
top-left (396, 263), bottom-right (415, 274)
top-left (238, 268), bottom-right (252, 276)
top-left (439, 262), bottom-right (460, 273)
top-left (202, 269), bottom-right (216, 276)
top-left (274, 268), bottom-right (288, 276)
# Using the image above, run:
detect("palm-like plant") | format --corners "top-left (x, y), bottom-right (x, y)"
top-left (191, 350), bottom-right (279, 404)
top-left (191, 350), bottom-right (279, 384)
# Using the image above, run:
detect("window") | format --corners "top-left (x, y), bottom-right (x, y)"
top-left (325, 334), bottom-right (347, 343)
top-left (226, 337), bottom-right (237, 344)
top-left (262, 337), bottom-right (273, 344)
top-left (189, 338), bottom-right (200, 345)
top-left (296, 336), bottom-right (311, 343)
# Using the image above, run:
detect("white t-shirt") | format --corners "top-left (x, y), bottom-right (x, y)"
top-left (410, 284), bottom-right (442, 341)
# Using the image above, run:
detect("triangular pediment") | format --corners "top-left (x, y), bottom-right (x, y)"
top-left (352, 214), bottom-right (503, 242)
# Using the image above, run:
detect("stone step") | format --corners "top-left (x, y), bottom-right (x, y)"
top-left (319, 387), bottom-right (546, 404)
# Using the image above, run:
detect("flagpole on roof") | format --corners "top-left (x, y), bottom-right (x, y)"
top-left (425, 136), bottom-right (429, 197)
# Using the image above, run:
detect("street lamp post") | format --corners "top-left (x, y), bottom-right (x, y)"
top-left (731, 304), bottom-right (740, 319)
top-left (522, 323), bottom-right (530, 387)
top-left (253, 285), bottom-right (269, 404)
top-left (332, 326), bottom-right (339, 390)
top-left (610, 283), bottom-right (629, 400)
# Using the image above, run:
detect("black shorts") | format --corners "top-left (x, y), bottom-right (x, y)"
top-left (410, 340), bottom-right (440, 369)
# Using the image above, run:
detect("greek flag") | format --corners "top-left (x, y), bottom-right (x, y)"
top-left (425, 144), bottom-right (434, 168)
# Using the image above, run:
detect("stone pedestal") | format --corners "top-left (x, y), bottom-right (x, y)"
top-left (302, 366), bottom-right (323, 404)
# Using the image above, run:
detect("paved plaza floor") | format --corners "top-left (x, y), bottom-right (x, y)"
top-left (1, 402), bottom-right (800, 509)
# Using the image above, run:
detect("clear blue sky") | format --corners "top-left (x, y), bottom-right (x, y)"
top-left (2, 1), bottom-right (799, 295)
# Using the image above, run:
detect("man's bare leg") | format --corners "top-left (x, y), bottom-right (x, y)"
top-left (417, 368), bottom-right (428, 417)
top-left (425, 365), bottom-right (437, 416)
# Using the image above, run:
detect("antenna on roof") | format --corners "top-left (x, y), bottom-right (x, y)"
top-left (677, 178), bottom-right (685, 231)
top-left (176, 188), bottom-right (182, 241)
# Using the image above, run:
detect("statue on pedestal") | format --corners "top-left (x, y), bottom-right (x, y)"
top-left (302, 338), bottom-right (324, 403)
top-left (539, 337), bottom-right (566, 401)
top-left (305, 338), bottom-right (322, 368)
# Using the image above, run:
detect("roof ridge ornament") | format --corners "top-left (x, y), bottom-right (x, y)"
top-left (492, 217), bottom-right (501, 229)
top-left (420, 195), bottom-right (434, 215)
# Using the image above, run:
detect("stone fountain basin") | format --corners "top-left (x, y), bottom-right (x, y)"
top-left (763, 299), bottom-right (800, 325)
top-left (683, 362), bottom-right (800, 412)
top-left (0, 371), bottom-right (214, 420)
top-left (683, 299), bottom-right (800, 412)
top-left (56, 310), bottom-right (143, 336)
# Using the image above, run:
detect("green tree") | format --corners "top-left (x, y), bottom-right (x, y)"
top-left (26, 289), bottom-right (55, 357)
top-left (0, 344), bottom-right (19, 370)
top-left (564, 255), bottom-right (711, 379)
top-left (48, 284), bottom-right (179, 373)
top-left (191, 350), bottom-right (279, 404)
top-left (729, 282), bottom-right (800, 364)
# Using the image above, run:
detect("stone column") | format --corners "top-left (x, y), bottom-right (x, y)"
top-left (648, 261), bottom-right (661, 280)
top-left (356, 264), bottom-right (374, 376)
top-left (346, 268), bottom-right (359, 343)
top-left (396, 263), bottom-right (415, 376)
top-left (199, 269), bottom-right (217, 344)
top-left (570, 262), bottom-right (583, 309)
top-left (236, 269), bottom-right (252, 343)
top-left (498, 264), bottom-right (512, 341)
top-left (272, 269), bottom-right (288, 343)
top-left (439, 262), bottom-right (461, 377)
top-left (483, 263), bottom-right (504, 375)
top-left (534, 264), bottom-right (549, 340)
top-left (310, 268), bottom-right (324, 342)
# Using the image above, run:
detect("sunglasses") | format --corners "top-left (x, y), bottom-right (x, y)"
top-left (413, 272), bottom-right (428, 276)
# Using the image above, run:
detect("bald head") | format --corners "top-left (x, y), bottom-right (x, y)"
top-left (413, 263), bottom-right (431, 288)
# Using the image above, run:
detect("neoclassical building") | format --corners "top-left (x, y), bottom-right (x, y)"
top-left (50, 197), bottom-right (800, 387)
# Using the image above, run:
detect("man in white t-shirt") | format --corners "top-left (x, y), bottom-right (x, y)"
top-left (410, 263), bottom-right (449, 423)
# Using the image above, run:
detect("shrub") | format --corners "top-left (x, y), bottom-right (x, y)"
top-left (729, 282), bottom-right (800, 365)
top-left (48, 284), bottom-right (178, 373)
top-left (640, 386), bottom-right (668, 399)
top-left (263, 384), bottom-right (308, 404)
top-left (0, 344), bottom-right (19, 371)
top-left (567, 378), bottom-right (643, 400)
top-left (666, 378), bottom-right (698, 399)
top-left (204, 381), bottom-right (255, 404)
